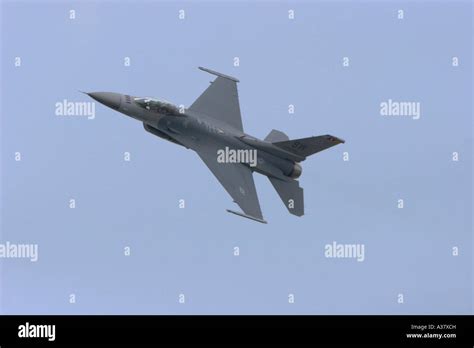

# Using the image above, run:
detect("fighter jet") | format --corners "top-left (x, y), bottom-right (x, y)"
top-left (86, 67), bottom-right (344, 223)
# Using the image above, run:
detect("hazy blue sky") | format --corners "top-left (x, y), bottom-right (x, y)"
top-left (1, 0), bottom-right (472, 314)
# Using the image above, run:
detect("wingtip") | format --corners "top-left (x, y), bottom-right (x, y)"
top-left (198, 66), bottom-right (240, 82)
top-left (226, 209), bottom-right (267, 224)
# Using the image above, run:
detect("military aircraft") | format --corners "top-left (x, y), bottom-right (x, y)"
top-left (85, 67), bottom-right (344, 223)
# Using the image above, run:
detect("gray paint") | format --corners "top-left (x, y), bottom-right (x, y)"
top-left (86, 67), bottom-right (344, 223)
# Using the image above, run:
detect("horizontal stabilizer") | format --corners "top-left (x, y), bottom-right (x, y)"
top-left (273, 135), bottom-right (345, 160)
top-left (226, 209), bottom-right (267, 224)
top-left (268, 177), bottom-right (304, 217)
top-left (264, 129), bottom-right (289, 143)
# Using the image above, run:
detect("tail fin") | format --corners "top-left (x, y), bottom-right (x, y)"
top-left (264, 129), bottom-right (289, 143)
top-left (273, 135), bottom-right (345, 160)
top-left (268, 177), bottom-right (304, 217)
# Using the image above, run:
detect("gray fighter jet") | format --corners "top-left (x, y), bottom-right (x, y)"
top-left (86, 67), bottom-right (344, 223)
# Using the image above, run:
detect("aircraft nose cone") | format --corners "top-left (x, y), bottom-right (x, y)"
top-left (88, 92), bottom-right (121, 110)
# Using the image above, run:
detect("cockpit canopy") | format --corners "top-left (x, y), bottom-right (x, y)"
top-left (134, 97), bottom-right (181, 116)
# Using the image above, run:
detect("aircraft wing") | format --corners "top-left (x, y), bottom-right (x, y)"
top-left (197, 151), bottom-right (266, 223)
top-left (189, 67), bottom-right (243, 132)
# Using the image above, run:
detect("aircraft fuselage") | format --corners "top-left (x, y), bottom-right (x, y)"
top-left (85, 68), bottom-right (343, 223)
top-left (93, 91), bottom-right (299, 181)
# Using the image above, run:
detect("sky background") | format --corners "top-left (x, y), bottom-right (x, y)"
top-left (0, 0), bottom-right (472, 314)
